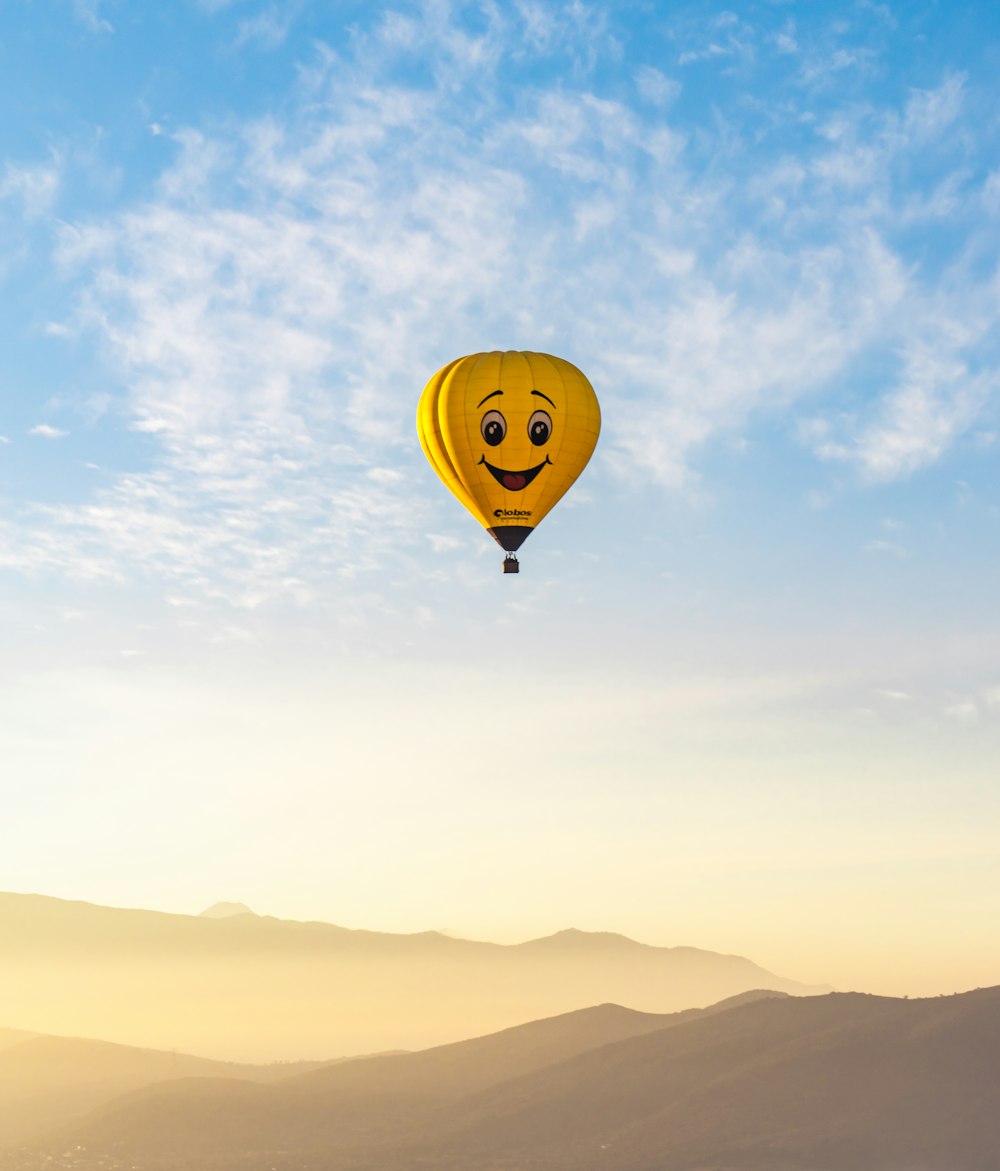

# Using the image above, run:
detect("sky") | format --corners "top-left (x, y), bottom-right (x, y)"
top-left (1, 0), bottom-right (999, 1000)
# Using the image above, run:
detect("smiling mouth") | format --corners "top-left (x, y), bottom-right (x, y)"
top-left (479, 455), bottom-right (551, 491)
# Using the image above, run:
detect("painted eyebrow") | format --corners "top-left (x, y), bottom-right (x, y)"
top-left (532, 390), bottom-right (557, 408)
top-left (477, 390), bottom-right (503, 408)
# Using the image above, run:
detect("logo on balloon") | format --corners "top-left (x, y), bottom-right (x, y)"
top-left (494, 509), bottom-right (532, 518)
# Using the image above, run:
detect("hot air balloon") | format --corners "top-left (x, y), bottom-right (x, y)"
top-left (417, 351), bottom-right (601, 573)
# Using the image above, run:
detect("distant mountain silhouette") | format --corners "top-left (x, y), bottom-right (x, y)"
top-left (3, 992), bottom-right (782, 1164)
top-left (0, 892), bottom-right (827, 1060)
top-left (7, 987), bottom-right (999, 1171)
top-left (198, 901), bottom-right (257, 918)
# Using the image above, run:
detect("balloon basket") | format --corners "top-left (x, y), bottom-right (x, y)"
top-left (503, 554), bottom-right (520, 574)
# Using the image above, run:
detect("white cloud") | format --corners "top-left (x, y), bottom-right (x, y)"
top-left (603, 231), bottom-right (905, 487)
top-left (2, 5), bottom-right (996, 605)
top-left (70, 0), bottom-right (113, 34)
top-left (234, 4), bottom-right (297, 51)
top-left (0, 159), bottom-right (61, 220)
top-left (511, 1), bottom-right (614, 67)
top-left (944, 700), bottom-right (979, 724)
top-left (853, 365), bottom-right (992, 481)
top-left (210, 625), bottom-right (258, 644)
top-left (933, 685), bottom-right (1000, 726)
top-left (28, 424), bottom-right (69, 439)
top-left (677, 9), bottom-right (755, 66)
top-left (903, 74), bottom-right (965, 142)
top-left (810, 330), bottom-right (999, 481)
top-left (634, 66), bottom-right (680, 107)
top-left (864, 539), bottom-right (906, 557)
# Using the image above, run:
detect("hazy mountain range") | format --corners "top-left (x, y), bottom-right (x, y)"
top-left (4, 985), bottom-right (998, 1171)
top-left (1, 892), bottom-right (827, 1059)
top-left (0, 993), bottom-right (762, 1154)
top-left (0, 1031), bottom-right (334, 1150)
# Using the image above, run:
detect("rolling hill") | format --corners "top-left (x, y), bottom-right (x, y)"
top-left (1, 991), bottom-right (782, 1167)
top-left (5, 986), bottom-right (999, 1170)
top-left (0, 1033), bottom-right (327, 1150)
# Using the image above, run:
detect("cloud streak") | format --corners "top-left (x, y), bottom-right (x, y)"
top-left (3, 1), bottom-right (998, 604)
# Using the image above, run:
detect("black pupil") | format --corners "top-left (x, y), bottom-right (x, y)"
top-left (484, 420), bottom-right (504, 445)
top-left (530, 420), bottom-right (550, 444)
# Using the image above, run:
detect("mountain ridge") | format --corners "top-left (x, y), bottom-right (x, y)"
top-left (6, 992), bottom-right (787, 1163)
top-left (0, 1031), bottom-right (341, 1151)
top-left (8, 986), bottom-right (999, 1171)
top-left (1, 891), bottom-right (797, 956)
top-left (0, 891), bottom-right (829, 1060)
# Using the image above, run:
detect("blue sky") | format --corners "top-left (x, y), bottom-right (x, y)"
top-left (2, 0), bottom-right (999, 998)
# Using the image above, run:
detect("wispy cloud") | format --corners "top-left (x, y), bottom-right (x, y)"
top-left (633, 65), bottom-right (680, 107)
top-left (234, 3), bottom-right (299, 51)
top-left (677, 10), bottom-right (755, 67)
top-left (70, 0), bottom-right (113, 34)
top-left (0, 158), bottom-right (61, 220)
top-left (4, 2), bottom-right (997, 604)
top-left (28, 424), bottom-right (69, 439)
top-left (863, 538), bottom-right (906, 557)
top-left (851, 357), bottom-right (994, 480)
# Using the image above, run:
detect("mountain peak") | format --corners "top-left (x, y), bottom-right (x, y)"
top-left (199, 901), bottom-right (257, 919)
top-left (521, 928), bottom-right (643, 949)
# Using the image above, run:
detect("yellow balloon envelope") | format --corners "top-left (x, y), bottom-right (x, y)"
top-left (417, 351), bottom-right (601, 571)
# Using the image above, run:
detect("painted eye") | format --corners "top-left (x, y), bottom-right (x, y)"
top-left (527, 410), bottom-right (552, 446)
top-left (481, 410), bottom-right (506, 446)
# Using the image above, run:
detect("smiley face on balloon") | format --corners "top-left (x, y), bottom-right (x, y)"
top-left (417, 351), bottom-right (601, 569)
top-left (477, 384), bottom-right (555, 491)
